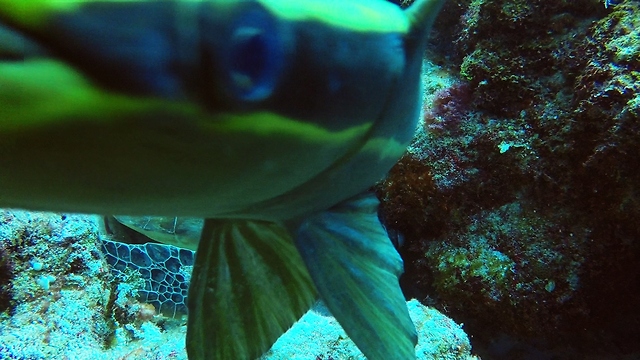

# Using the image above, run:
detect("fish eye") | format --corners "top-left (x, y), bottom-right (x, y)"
top-left (225, 9), bottom-right (285, 102)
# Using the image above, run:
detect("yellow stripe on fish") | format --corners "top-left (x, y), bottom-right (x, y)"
top-left (1, 0), bottom-right (408, 33)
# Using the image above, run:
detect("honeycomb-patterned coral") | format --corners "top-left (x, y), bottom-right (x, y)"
top-left (100, 239), bottom-right (193, 318)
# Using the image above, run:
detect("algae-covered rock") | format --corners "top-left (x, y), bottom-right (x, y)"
top-left (377, 0), bottom-right (640, 358)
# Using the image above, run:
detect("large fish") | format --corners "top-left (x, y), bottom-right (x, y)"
top-left (0, 0), bottom-right (445, 358)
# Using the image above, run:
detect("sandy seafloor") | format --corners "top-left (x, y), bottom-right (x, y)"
top-left (0, 210), bottom-right (478, 360)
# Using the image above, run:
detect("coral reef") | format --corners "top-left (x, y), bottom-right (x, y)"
top-left (0, 210), bottom-right (186, 359)
top-left (1, 209), bottom-right (478, 359)
top-left (378, 0), bottom-right (640, 358)
top-left (424, 202), bottom-right (589, 339)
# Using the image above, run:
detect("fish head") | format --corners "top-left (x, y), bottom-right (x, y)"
top-left (0, 0), bottom-right (442, 219)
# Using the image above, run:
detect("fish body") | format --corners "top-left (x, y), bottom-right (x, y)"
top-left (2, 0), bottom-right (423, 219)
top-left (0, 0), bottom-right (446, 359)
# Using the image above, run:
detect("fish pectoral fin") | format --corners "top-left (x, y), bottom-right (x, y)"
top-left (186, 219), bottom-right (317, 360)
top-left (293, 192), bottom-right (417, 360)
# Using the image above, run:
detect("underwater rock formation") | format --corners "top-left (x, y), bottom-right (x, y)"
top-left (377, 0), bottom-right (640, 358)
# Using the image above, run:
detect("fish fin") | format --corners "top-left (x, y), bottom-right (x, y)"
top-left (186, 219), bottom-right (317, 360)
top-left (406, 0), bottom-right (447, 35)
top-left (293, 192), bottom-right (417, 360)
